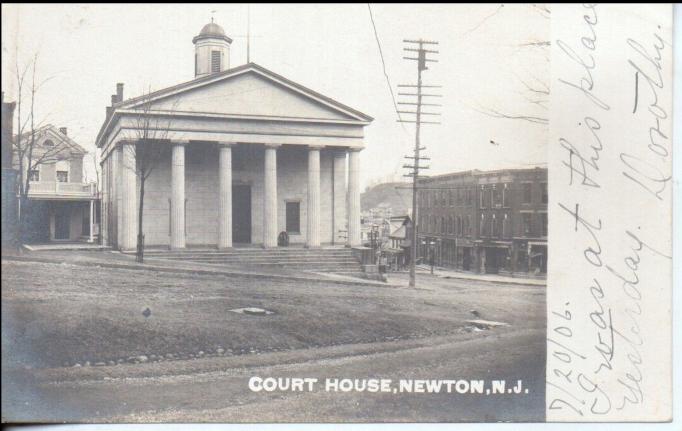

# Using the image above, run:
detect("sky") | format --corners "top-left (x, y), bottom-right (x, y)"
top-left (1, 3), bottom-right (548, 187)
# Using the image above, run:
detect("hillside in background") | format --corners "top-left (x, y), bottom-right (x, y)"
top-left (360, 182), bottom-right (412, 215)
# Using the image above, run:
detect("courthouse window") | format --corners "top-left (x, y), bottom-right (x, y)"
top-left (29, 169), bottom-right (40, 182)
top-left (285, 201), bottom-right (300, 233)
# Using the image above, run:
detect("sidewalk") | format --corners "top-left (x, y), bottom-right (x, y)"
top-left (22, 243), bottom-right (111, 252)
top-left (2, 249), bottom-right (392, 288)
top-left (409, 264), bottom-right (546, 286)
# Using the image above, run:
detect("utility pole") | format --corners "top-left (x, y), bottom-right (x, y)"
top-left (398, 39), bottom-right (441, 288)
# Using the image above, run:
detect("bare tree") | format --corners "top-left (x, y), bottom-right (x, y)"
top-left (119, 89), bottom-right (177, 263)
top-left (470, 4), bottom-right (550, 126)
top-left (11, 51), bottom-right (78, 248)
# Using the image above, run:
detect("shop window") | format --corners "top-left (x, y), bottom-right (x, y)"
top-left (503, 213), bottom-right (510, 237)
top-left (540, 212), bottom-right (548, 236)
top-left (522, 213), bottom-right (532, 236)
top-left (541, 182), bottom-right (548, 204)
top-left (523, 183), bottom-right (532, 204)
top-left (492, 185), bottom-right (502, 207)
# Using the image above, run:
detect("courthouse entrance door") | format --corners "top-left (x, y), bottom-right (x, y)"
top-left (232, 184), bottom-right (251, 243)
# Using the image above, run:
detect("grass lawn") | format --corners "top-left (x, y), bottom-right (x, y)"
top-left (1, 260), bottom-right (542, 368)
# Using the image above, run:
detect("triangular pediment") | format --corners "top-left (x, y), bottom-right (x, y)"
top-left (121, 64), bottom-right (372, 123)
top-left (18, 125), bottom-right (86, 154)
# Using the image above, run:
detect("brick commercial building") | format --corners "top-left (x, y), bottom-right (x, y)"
top-left (97, 21), bottom-right (372, 251)
top-left (417, 167), bottom-right (547, 276)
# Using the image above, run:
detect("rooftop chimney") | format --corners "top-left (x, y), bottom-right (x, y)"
top-left (111, 94), bottom-right (117, 106)
top-left (59, 127), bottom-right (68, 136)
top-left (116, 83), bottom-right (124, 103)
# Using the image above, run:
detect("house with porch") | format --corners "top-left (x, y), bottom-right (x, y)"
top-left (15, 125), bottom-right (99, 243)
top-left (96, 21), bottom-right (372, 252)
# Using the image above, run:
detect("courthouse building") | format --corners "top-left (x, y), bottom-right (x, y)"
top-left (417, 167), bottom-right (548, 276)
top-left (96, 21), bottom-right (372, 251)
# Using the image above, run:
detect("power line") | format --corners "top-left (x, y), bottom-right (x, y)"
top-left (367, 3), bottom-right (416, 200)
top-left (367, 4), bottom-right (406, 129)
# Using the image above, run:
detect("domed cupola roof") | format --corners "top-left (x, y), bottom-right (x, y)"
top-left (193, 21), bottom-right (232, 44)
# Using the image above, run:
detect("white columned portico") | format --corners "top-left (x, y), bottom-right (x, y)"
top-left (88, 199), bottom-right (95, 243)
top-left (306, 146), bottom-right (322, 247)
top-left (170, 141), bottom-right (187, 249)
top-left (263, 144), bottom-right (279, 247)
top-left (100, 160), bottom-right (108, 245)
top-left (218, 142), bottom-right (234, 248)
top-left (332, 150), bottom-right (347, 245)
top-left (119, 141), bottom-right (137, 251)
top-left (347, 148), bottom-right (362, 247)
top-left (112, 146), bottom-right (122, 248)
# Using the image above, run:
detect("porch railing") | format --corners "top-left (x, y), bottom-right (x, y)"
top-left (27, 181), bottom-right (97, 198)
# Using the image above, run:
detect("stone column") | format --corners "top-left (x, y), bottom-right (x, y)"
top-left (119, 141), bottom-right (137, 251)
top-left (100, 159), bottom-right (108, 245)
top-left (88, 199), bottom-right (95, 243)
top-left (347, 148), bottom-right (362, 247)
top-left (170, 141), bottom-right (187, 249)
top-left (263, 144), bottom-right (279, 248)
top-left (332, 150), bottom-right (347, 245)
top-left (306, 146), bottom-right (322, 247)
top-left (218, 143), bottom-right (234, 249)
top-left (112, 146), bottom-right (122, 248)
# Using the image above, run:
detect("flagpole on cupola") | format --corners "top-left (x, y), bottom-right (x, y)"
top-left (247, 4), bottom-right (251, 63)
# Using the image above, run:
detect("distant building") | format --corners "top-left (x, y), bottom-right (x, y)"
top-left (360, 205), bottom-right (392, 245)
top-left (1, 92), bottom-right (17, 246)
top-left (417, 167), bottom-right (547, 276)
top-left (387, 215), bottom-right (412, 270)
top-left (13, 125), bottom-right (99, 243)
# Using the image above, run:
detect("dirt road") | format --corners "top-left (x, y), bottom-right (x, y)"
top-left (2, 259), bottom-right (545, 422)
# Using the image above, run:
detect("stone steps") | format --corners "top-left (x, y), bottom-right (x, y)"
top-left (144, 249), bottom-right (351, 257)
top-left (158, 256), bottom-right (358, 262)
top-left (147, 247), bottom-right (365, 277)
